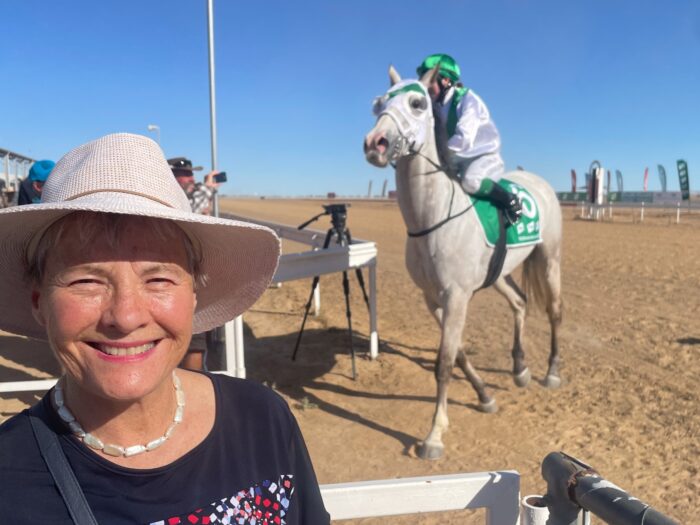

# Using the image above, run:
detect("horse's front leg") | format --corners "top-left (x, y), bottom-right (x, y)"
top-left (425, 292), bottom-right (497, 413)
top-left (422, 292), bottom-right (443, 327)
top-left (416, 290), bottom-right (469, 460)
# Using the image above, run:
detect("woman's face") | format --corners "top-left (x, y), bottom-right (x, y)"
top-left (31, 218), bottom-right (197, 403)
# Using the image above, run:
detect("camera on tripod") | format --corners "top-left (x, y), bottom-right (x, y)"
top-left (293, 202), bottom-right (368, 379)
top-left (297, 203), bottom-right (351, 238)
top-left (322, 203), bottom-right (349, 215)
top-left (322, 202), bottom-right (349, 226)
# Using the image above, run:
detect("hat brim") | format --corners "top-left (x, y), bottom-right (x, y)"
top-left (170, 166), bottom-right (204, 172)
top-left (0, 192), bottom-right (280, 341)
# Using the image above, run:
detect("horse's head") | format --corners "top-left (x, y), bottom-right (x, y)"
top-left (364, 65), bottom-right (440, 167)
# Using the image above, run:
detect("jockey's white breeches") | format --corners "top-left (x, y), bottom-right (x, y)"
top-left (455, 153), bottom-right (505, 194)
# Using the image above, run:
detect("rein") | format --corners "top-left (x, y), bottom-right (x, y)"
top-left (407, 179), bottom-right (474, 237)
top-left (397, 135), bottom-right (474, 238)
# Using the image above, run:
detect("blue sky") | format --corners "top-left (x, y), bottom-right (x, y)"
top-left (3, 0), bottom-right (700, 195)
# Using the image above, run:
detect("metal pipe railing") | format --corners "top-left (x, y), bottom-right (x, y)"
top-left (0, 147), bottom-right (35, 205)
top-left (540, 452), bottom-right (679, 525)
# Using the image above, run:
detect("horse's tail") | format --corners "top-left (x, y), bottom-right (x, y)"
top-left (521, 244), bottom-right (550, 314)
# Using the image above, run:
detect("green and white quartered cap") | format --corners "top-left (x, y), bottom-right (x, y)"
top-left (416, 53), bottom-right (461, 82)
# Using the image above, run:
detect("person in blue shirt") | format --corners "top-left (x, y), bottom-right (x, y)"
top-left (17, 159), bottom-right (55, 205)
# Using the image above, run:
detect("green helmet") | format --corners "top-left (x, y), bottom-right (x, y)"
top-left (416, 53), bottom-right (460, 82)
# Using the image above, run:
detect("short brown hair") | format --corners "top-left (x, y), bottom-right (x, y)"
top-left (25, 211), bottom-right (206, 289)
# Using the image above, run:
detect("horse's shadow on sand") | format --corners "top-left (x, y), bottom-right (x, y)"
top-left (239, 325), bottom-right (507, 454)
top-left (378, 337), bottom-right (512, 382)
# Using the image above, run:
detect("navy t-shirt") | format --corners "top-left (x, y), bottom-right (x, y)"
top-left (0, 373), bottom-right (330, 524)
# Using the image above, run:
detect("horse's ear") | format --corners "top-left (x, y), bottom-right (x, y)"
top-left (388, 65), bottom-right (401, 86)
top-left (419, 65), bottom-right (440, 87)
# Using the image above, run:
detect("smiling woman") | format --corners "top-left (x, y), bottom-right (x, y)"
top-left (0, 133), bottom-right (330, 524)
top-left (31, 213), bottom-right (198, 406)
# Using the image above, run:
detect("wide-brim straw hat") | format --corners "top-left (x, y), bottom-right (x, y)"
top-left (0, 132), bottom-right (280, 340)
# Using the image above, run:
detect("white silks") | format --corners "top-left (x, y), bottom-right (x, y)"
top-left (436, 87), bottom-right (501, 160)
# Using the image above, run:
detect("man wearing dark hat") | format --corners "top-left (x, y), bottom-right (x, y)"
top-left (168, 157), bottom-right (221, 215)
top-left (168, 157), bottom-right (222, 370)
top-left (17, 159), bottom-right (55, 205)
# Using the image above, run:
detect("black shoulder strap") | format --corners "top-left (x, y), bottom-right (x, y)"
top-left (28, 413), bottom-right (99, 525)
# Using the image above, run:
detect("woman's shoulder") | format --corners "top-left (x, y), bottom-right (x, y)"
top-left (0, 397), bottom-right (51, 441)
top-left (208, 374), bottom-right (291, 415)
top-left (0, 406), bottom-right (46, 474)
top-left (205, 374), bottom-right (299, 446)
top-left (0, 410), bottom-right (31, 443)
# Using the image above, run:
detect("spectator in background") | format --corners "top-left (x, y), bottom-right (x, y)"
top-left (18, 160), bottom-right (55, 205)
top-left (168, 157), bottom-right (222, 370)
top-left (168, 157), bottom-right (220, 216)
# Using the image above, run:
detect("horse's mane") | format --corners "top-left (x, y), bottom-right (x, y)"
top-left (431, 113), bottom-right (461, 183)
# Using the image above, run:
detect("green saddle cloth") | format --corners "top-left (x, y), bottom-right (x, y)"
top-left (471, 179), bottom-right (542, 247)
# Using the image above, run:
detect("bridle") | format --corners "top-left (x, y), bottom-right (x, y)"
top-left (375, 88), bottom-right (474, 238)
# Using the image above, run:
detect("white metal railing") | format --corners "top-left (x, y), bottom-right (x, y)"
top-left (220, 212), bottom-right (378, 379)
top-left (0, 147), bottom-right (34, 206)
top-left (0, 378), bottom-right (58, 393)
top-left (320, 471), bottom-right (520, 524)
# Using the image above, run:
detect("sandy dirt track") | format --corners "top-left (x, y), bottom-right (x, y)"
top-left (1, 197), bottom-right (697, 523)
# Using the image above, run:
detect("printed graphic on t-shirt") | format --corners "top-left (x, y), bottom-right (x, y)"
top-left (149, 475), bottom-right (294, 525)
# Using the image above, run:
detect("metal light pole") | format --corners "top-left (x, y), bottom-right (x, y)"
top-left (205, 0), bottom-right (243, 377)
top-left (206, 0), bottom-right (219, 218)
top-left (147, 124), bottom-right (161, 145)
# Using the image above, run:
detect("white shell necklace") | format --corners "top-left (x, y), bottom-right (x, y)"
top-left (52, 371), bottom-right (185, 458)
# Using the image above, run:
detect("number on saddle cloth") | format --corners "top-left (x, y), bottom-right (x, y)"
top-left (471, 180), bottom-right (542, 248)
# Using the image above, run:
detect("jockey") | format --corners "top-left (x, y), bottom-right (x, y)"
top-left (417, 53), bottom-right (522, 224)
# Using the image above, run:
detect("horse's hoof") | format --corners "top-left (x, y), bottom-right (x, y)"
top-left (544, 375), bottom-right (561, 389)
top-left (513, 367), bottom-right (531, 388)
top-left (479, 398), bottom-right (498, 413)
top-left (416, 442), bottom-right (444, 460)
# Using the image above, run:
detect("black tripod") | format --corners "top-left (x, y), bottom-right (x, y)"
top-left (292, 204), bottom-right (370, 379)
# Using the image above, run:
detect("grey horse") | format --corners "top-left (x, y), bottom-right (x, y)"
top-left (363, 65), bottom-right (563, 460)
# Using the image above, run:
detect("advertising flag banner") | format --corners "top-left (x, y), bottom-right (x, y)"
top-left (643, 167), bottom-right (649, 191)
top-left (570, 169), bottom-right (576, 192)
top-left (657, 164), bottom-right (667, 193)
top-left (606, 170), bottom-right (611, 195)
top-left (677, 160), bottom-right (690, 200)
top-left (616, 170), bottom-right (623, 192)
